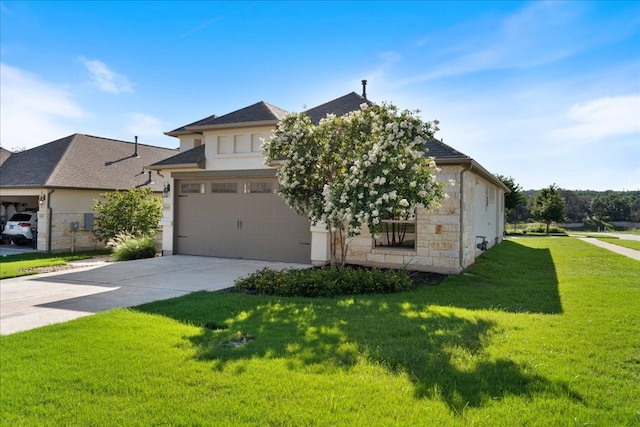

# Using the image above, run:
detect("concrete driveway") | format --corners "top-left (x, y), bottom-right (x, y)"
top-left (1, 256), bottom-right (309, 335)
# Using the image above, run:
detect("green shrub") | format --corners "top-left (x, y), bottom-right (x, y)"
top-left (93, 187), bottom-right (162, 243)
top-left (523, 223), bottom-right (567, 234)
top-left (234, 266), bottom-right (414, 297)
top-left (108, 233), bottom-right (157, 261)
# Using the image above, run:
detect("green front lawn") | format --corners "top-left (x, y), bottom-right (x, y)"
top-left (596, 237), bottom-right (640, 251)
top-left (0, 250), bottom-right (110, 279)
top-left (1, 238), bottom-right (638, 425)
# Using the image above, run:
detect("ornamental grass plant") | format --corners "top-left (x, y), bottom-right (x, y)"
top-left (108, 233), bottom-right (156, 261)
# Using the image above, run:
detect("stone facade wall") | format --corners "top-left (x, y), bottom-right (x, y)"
top-left (37, 210), bottom-right (162, 253)
top-left (345, 166), bottom-right (465, 274)
top-left (460, 169), bottom-right (478, 269)
top-left (39, 211), bottom-right (104, 252)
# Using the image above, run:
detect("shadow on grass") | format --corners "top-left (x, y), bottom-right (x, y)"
top-left (135, 289), bottom-right (581, 414)
top-left (429, 239), bottom-right (563, 314)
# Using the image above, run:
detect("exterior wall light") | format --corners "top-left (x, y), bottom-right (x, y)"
top-left (163, 182), bottom-right (171, 198)
top-left (39, 192), bottom-right (46, 206)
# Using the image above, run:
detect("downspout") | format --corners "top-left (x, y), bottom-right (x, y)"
top-left (47, 189), bottom-right (55, 253)
top-left (458, 163), bottom-right (473, 271)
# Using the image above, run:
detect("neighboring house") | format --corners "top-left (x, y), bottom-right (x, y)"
top-left (0, 134), bottom-right (177, 252)
top-left (150, 90), bottom-right (509, 274)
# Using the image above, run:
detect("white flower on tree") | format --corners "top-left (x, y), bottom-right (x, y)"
top-left (263, 102), bottom-right (444, 266)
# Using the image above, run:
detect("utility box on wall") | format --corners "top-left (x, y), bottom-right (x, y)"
top-left (84, 213), bottom-right (94, 231)
top-left (70, 221), bottom-right (80, 231)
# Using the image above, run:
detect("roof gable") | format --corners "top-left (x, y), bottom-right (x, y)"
top-left (169, 101), bottom-right (289, 135)
top-left (0, 147), bottom-right (13, 166)
top-left (0, 134), bottom-right (177, 191)
top-left (0, 135), bottom-right (72, 187)
top-left (166, 113), bottom-right (218, 136)
top-left (207, 101), bottom-right (288, 126)
top-left (149, 144), bottom-right (205, 169)
top-left (304, 92), bottom-right (372, 124)
top-left (426, 139), bottom-right (471, 160)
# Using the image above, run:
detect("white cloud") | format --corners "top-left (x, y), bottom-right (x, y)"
top-left (80, 58), bottom-right (133, 94)
top-left (551, 95), bottom-right (640, 141)
top-left (400, 2), bottom-right (634, 85)
top-left (126, 113), bottom-right (166, 142)
top-left (0, 63), bottom-right (86, 149)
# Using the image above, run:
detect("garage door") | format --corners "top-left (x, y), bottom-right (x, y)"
top-left (175, 178), bottom-right (311, 264)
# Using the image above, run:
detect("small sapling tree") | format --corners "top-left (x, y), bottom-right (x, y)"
top-left (531, 184), bottom-right (565, 234)
top-left (93, 187), bottom-right (163, 243)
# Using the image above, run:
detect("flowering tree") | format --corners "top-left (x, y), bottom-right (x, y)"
top-left (263, 102), bottom-right (444, 265)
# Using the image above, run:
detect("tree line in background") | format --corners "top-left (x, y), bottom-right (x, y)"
top-left (498, 175), bottom-right (640, 231)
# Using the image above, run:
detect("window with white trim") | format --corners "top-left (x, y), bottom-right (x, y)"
top-left (374, 219), bottom-right (417, 250)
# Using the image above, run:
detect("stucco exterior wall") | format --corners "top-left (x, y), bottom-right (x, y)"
top-left (33, 189), bottom-right (104, 252)
top-left (203, 126), bottom-right (273, 171)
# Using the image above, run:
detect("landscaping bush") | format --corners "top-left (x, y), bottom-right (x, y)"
top-left (524, 223), bottom-right (567, 234)
top-left (108, 233), bottom-right (156, 261)
top-left (234, 266), bottom-right (414, 297)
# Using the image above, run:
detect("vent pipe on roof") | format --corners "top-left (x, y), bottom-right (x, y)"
top-left (134, 136), bottom-right (139, 158)
top-left (361, 80), bottom-right (367, 99)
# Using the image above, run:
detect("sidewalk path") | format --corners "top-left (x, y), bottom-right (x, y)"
top-left (575, 235), bottom-right (640, 261)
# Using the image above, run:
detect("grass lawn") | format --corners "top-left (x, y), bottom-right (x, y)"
top-left (0, 250), bottom-right (110, 279)
top-left (594, 236), bottom-right (640, 251)
top-left (1, 237), bottom-right (638, 425)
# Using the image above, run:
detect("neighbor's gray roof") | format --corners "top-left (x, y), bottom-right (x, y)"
top-left (0, 134), bottom-right (177, 191)
top-left (166, 101), bottom-right (289, 136)
top-left (304, 92), bottom-right (372, 124)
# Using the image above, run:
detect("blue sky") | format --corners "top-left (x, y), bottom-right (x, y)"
top-left (1, 1), bottom-right (638, 191)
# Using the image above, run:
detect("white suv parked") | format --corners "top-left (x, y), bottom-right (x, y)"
top-left (2, 211), bottom-right (38, 245)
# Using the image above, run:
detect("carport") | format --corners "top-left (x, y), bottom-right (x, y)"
top-left (0, 191), bottom-right (41, 247)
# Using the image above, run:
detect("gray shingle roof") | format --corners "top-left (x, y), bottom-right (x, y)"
top-left (149, 144), bottom-right (205, 169)
top-left (0, 134), bottom-right (177, 191)
top-left (205, 101), bottom-right (288, 126)
top-left (0, 147), bottom-right (12, 166)
top-left (167, 101), bottom-right (289, 136)
top-left (304, 92), bottom-right (372, 124)
top-left (166, 113), bottom-right (218, 135)
top-left (425, 139), bottom-right (471, 160)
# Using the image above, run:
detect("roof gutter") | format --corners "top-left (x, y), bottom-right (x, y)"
top-left (458, 164), bottom-right (471, 272)
top-left (163, 130), bottom-right (204, 137)
top-left (147, 161), bottom-right (205, 171)
top-left (436, 158), bottom-right (510, 194)
top-left (186, 119), bottom-right (279, 131)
